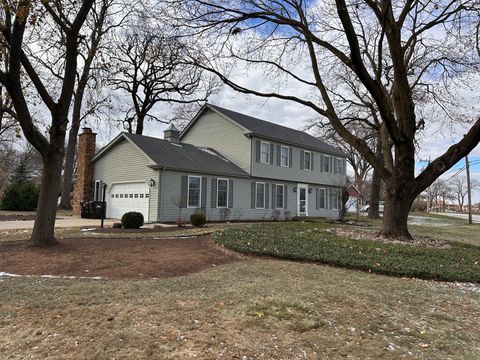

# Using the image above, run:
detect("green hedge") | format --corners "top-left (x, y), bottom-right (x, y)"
top-left (121, 212), bottom-right (144, 229)
top-left (213, 223), bottom-right (480, 283)
top-left (0, 181), bottom-right (40, 211)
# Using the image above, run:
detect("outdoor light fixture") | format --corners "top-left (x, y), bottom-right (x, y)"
top-left (150, 179), bottom-right (156, 187)
top-left (293, 187), bottom-right (297, 192)
top-left (309, 188), bottom-right (313, 193)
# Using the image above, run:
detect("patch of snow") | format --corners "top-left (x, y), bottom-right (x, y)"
top-left (0, 272), bottom-right (102, 280)
top-left (198, 147), bottom-right (230, 162)
top-left (408, 216), bottom-right (449, 227)
top-left (170, 143), bottom-right (183, 147)
top-left (81, 228), bottom-right (97, 232)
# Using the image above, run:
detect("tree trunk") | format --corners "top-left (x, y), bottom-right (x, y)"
top-left (135, 114), bottom-right (145, 135)
top-left (31, 151), bottom-right (64, 246)
top-left (378, 179), bottom-right (415, 240)
top-left (368, 136), bottom-right (382, 218)
top-left (59, 122), bottom-right (80, 209)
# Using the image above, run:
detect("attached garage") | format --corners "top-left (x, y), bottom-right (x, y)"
top-left (108, 182), bottom-right (150, 220)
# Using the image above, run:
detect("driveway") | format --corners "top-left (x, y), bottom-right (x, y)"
top-left (0, 216), bottom-right (117, 231)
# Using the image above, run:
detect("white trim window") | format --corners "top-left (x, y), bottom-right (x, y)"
top-left (304, 151), bottom-right (312, 171)
top-left (323, 155), bottom-right (330, 173)
top-left (217, 178), bottom-right (229, 208)
top-left (319, 188), bottom-right (326, 209)
top-left (187, 176), bottom-right (201, 208)
top-left (331, 189), bottom-right (340, 211)
top-left (275, 184), bottom-right (284, 209)
top-left (260, 141), bottom-right (271, 164)
top-left (94, 180), bottom-right (102, 201)
top-left (255, 182), bottom-right (266, 209)
top-left (336, 158), bottom-right (343, 175)
top-left (280, 146), bottom-right (289, 167)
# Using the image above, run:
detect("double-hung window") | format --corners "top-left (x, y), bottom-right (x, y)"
top-left (217, 178), bottom-right (229, 208)
top-left (187, 176), bottom-right (201, 208)
top-left (256, 182), bottom-right (265, 208)
top-left (276, 184), bottom-right (284, 209)
top-left (304, 151), bottom-right (312, 170)
top-left (280, 146), bottom-right (289, 167)
top-left (323, 155), bottom-right (330, 173)
top-left (319, 188), bottom-right (326, 209)
top-left (336, 158), bottom-right (343, 175)
top-left (260, 141), bottom-right (270, 164)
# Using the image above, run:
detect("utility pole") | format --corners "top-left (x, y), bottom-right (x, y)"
top-left (466, 155), bottom-right (472, 224)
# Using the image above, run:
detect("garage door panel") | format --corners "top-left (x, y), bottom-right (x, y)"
top-left (108, 182), bottom-right (149, 220)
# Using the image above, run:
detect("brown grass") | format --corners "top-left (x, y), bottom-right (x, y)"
top-left (1, 260), bottom-right (479, 359)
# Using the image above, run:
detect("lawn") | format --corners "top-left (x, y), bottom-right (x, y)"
top-left (1, 260), bottom-right (480, 359)
top-left (1, 213), bottom-right (480, 358)
top-left (213, 220), bottom-right (480, 283)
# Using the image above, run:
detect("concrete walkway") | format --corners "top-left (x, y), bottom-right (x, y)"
top-left (0, 217), bottom-right (117, 231)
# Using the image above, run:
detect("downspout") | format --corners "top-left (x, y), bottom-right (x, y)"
top-left (157, 167), bottom-right (165, 222)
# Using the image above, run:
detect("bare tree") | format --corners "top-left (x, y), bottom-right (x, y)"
top-left (173, 0), bottom-right (480, 240)
top-left (110, 23), bottom-right (216, 134)
top-left (450, 176), bottom-right (480, 212)
top-left (59, 0), bottom-right (132, 210)
top-left (0, 0), bottom-right (95, 246)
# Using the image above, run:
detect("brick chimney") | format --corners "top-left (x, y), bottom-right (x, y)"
top-left (72, 127), bottom-right (97, 215)
top-left (163, 123), bottom-right (180, 143)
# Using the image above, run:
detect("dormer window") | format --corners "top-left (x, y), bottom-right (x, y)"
top-left (304, 151), bottom-right (312, 171)
top-left (260, 141), bottom-right (271, 164)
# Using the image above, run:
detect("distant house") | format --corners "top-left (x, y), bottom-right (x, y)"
top-left (73, 104), bottom-right (347, 222)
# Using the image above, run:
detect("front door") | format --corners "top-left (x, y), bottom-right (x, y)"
top-left (297, 183), bottom-right (308, 216)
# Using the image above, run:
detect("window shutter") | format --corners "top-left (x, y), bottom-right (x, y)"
top-left (333, 157), bottom-right (337, 174)
top-left (211, 178), bottom-right (217, 208)
top-left (276, 145), bottom-right (281, 166)
top-left (255, 140), bottom-right (260, 162)
top-left (300, 150), bottom-right (304, 170)
top-left (284, 185), bottom-right (288, 209)
top-left (265, 183), bottom-right (270, 209)
top-left (201, 177), bottom-right (207, 209)
top-left (251, 182), bottom-right (256, 209)
top-left (320, 154), bottom-right (324, 172)
top-left (180, 175), bottom-right (188, 208)
top-left (270, 143), bottom-right (274, 164)
top-left (272, 184), bottom-right (276, 208)
top-left (289, 148), bottom-right (293, 168)
top-left (228, 180), bottom-right (233, 208)
top-left (328, 189), bottom-right (332, 210)
top-left (330, 157), bottom-right (333, 174)
top-left (311, 153), bottom-right (314, 171)
top-left (343, 158), bottom-right (347, 175)
top-left (316, 188), bottom-right (319, 209)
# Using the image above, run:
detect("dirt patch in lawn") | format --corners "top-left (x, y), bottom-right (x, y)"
top-left (0, 235), bottom-right (242, 279)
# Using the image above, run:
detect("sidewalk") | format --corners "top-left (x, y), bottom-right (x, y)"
top-left (0, 216), bottom-right (117, 231)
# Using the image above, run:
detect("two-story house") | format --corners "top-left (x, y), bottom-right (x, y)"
top-left (72, 104), bottom-right (347, 222)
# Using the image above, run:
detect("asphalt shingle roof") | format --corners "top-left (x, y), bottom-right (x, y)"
top-left (207, 104), bottom-right (345, 156)
top-left (123, 133), bottom-right (249, 177)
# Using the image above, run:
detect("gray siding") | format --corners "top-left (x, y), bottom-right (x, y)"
top-left (158, 170), bottom-right (341, 222)
top-left (93, 138), bottom-right (159, 222)
top-left (181, 109), bottom-right (251, 172)
top-left (250, 136), bottom-right (347, 186)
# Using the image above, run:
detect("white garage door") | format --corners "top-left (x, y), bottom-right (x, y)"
top-left (108, 182), bottom-right (150, 220)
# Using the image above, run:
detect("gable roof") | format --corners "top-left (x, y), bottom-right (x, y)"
top-left (94, 132), bottom-right (249, 178)
top-left (182, 104), bottom-right (345, 157)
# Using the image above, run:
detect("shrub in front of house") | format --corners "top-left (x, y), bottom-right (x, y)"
top-left (121, 212), bottom-right (144, 229)
top-left (0, 181), bottom-right (40, 211)
top-left (190, 213), bottom-right (207, 227)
